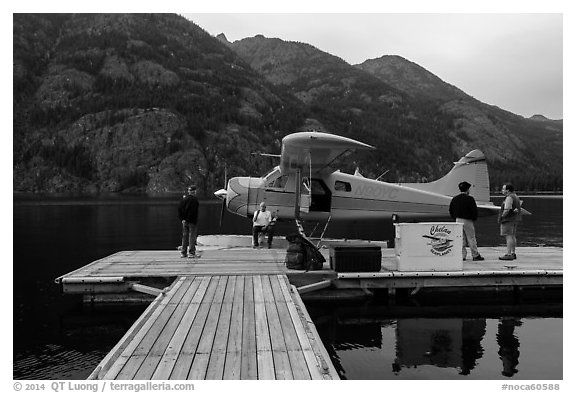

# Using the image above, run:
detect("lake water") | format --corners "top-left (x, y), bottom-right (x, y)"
top-left (12, 195), bottom-right (563, 380)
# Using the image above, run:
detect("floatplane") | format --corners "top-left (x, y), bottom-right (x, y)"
top-left (214, 131), bottom-right (514, 232)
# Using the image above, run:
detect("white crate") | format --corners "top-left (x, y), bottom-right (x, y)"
top-left (394, 222), bottom-right (463, 271)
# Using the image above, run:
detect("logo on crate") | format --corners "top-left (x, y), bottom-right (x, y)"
top-left (423, 225), bottom-right (454, 256)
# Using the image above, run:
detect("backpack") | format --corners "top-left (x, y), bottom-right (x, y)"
top-left (284, 234), bottom-right (325, 271)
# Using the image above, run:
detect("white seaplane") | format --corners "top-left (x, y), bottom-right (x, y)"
top-left (214, 131), bottom-right (507, 225)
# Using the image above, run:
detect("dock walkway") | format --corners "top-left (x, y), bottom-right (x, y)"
top-left (89, 274), bottom-right (338, 380)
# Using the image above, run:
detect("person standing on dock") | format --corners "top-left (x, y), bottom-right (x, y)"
top-left (498, 184), bottom-right (522, 261)
top-left (178, 185), bottom-right (200, 258)
top-left (449, 181), bottom-right (485, 261)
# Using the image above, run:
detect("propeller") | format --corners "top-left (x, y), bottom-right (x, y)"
top-left (216, 163), bottom-right (228, 228)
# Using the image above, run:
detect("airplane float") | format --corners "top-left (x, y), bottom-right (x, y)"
top-left (214, 131), bottom-right (524, 228)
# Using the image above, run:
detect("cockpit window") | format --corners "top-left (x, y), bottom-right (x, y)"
top-left (264, 167), bottom-right (288, 188)
top-left (263, 166), bottom-right (280, 180)
top-left (267, 175), bottom-right (289, 189)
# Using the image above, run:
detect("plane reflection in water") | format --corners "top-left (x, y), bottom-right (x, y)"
top-left (309, 302), bottom-right (562, 380)
top-left (393, 318), bottom-right (487, 376)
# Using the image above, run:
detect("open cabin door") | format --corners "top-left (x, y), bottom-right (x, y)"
top-left (300, 190), bottom-right (310, 214)
top-left (294, 169), bottom-right (310, 217)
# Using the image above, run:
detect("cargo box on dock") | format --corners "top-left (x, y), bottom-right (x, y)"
top-left (329, 243), bottom-right (382, 273)
top-left (394, 222), bottom-right (463, 271)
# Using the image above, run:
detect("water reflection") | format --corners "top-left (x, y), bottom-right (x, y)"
top-left (497, 317), bottom-right (522, 377)
top-left (393, 319), bottom-right (486, 375)
top-left (309, 300), bottom-right (561, 380)
top-left (461, 319), bottom-right (486, 375)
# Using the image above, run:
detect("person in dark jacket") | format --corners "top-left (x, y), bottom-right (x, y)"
top-left (178, 185), bottom-right (200, 258)
top-left (449, 181), bottom-right (484, 261)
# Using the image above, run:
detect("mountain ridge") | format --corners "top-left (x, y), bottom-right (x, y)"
top-left (12, 15), bottom-right (562, 194)
top-left (227, 34), bottom-right (562, 190)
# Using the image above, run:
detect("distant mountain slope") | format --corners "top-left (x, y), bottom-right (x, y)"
top-left (356, 55), bottom-right (468, 102)
top-left (355, 55), bottom-right (562, 190)
top-left (229, 37), bottom-right (561, 190)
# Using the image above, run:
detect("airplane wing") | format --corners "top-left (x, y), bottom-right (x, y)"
top-left (279, 132), bottom-right (375, 174)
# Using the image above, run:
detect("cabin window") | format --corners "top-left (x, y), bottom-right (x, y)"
top-left (335, 180), bottom-right (351, 192)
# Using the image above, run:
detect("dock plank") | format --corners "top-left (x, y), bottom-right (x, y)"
top-left (277, 275), bottom-right (325, 380)
top-left (88, 283), bottom-right (167, 380)
top-left (271, 275), bottom-right (311, 380)
top-left (253, 275), bottom-right (275, 380)
top-left (223, 276), bottom-right (244, 379)
top-left (205, 276), bottom-right (236, 380)
top-left (133, 276), bottom-right (203, 379)
top-left (187, 276), bottom-right (228, 380)
top-left (151, 276), bottom-right (210, 380)
top-left (102, 278), bottom-right (188, 379)
top-left (169, 276), bottom-right (219, 380)
top-left (263, 275), bottom-right (293, 380)
top-left (291, 280), bottom-right (339, 379)
top-left (241, 276), bottom-right (258, 380)
top-left (116, 287), bottom-right (190, 380)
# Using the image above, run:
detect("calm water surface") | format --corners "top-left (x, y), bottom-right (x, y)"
top-left (12, 195), bottom-right (562, 380)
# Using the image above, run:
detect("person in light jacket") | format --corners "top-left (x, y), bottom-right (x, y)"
top-left (498, 184), bottom-right (522, 261)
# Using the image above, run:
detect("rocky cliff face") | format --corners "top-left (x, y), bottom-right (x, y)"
top-left (13, 14), bottom-right (305, 195)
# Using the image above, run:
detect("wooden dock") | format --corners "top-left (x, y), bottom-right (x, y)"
top-left (88, 274), bottom-right (338, 380)
top-left (335, 245), bottom-right (563, 290)
top-left (55, 238), bottom-right (562, 381)
top-left (56, 244), bottom-right (563, 295)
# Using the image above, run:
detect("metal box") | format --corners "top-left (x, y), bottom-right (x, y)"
top-left (394, 222), bottom-right (463, 271)
top-left (329, 244), bottom-right (382, 273)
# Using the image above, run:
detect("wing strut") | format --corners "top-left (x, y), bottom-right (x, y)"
top-left (294, 169), bottom-right (301, 220)
top-left (316, 215), bottom-right (332, 248)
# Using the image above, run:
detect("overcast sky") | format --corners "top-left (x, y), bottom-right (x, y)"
top-left (187, 13), bottom-right (563, 120)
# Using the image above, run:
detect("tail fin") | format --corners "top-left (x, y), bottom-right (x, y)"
top-left (404, 150), bottom-right (491, 203)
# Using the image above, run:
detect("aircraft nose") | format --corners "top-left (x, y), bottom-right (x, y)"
top-left (226, 177), bottom-right (249, 217)
top-left (214, 188), bottom-right (227, 200)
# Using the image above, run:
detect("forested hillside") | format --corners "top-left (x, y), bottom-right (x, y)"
top-left (13, 14), bottom-right (562, 194)
top-left (13, 14), bottom-right (306, 194)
